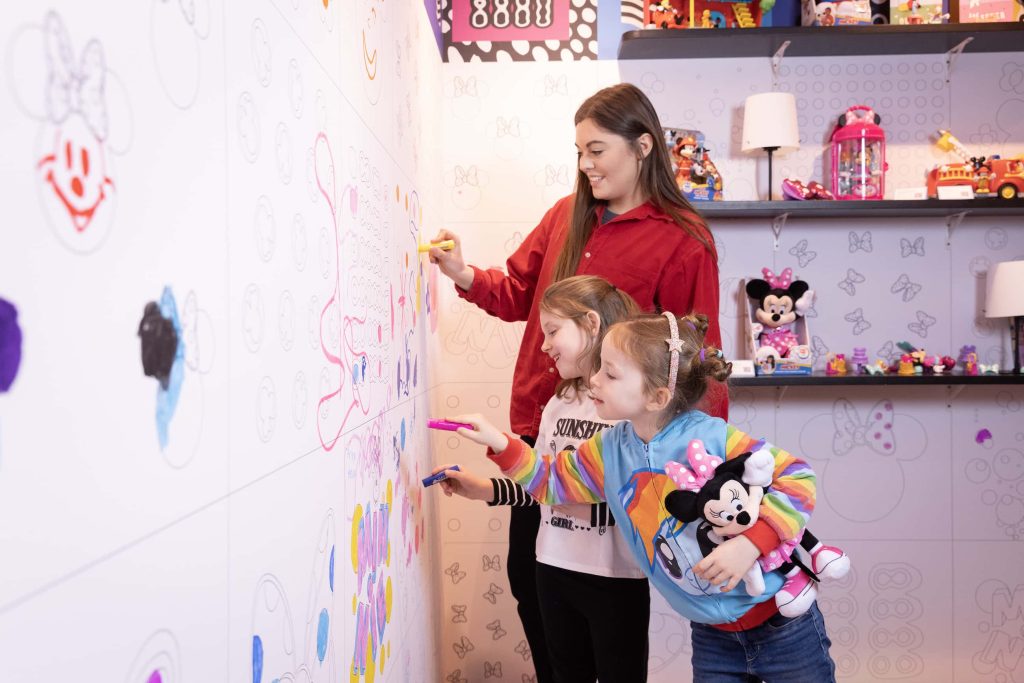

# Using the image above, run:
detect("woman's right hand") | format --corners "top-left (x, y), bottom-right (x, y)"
top-left (428, 229), bottom-right (474, 290)
top-left (431, 463), bottom-right (494, 502)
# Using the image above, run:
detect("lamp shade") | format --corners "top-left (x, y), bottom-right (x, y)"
top-left (986, 260), bottom-right (1024, 318)
top-left (742, 92), bottom-right (800, 153)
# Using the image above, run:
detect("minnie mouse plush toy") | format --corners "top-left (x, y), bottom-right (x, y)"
top-left (664, 440), bottom-right (849, 617)
top-left (746, 267), bottom-right (814, 359)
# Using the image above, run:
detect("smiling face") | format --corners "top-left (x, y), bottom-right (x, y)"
top-left (539, 308), bottom-right (593, 380)
top-left (754, 293), bottom-right (797, 328)
top-left (575, 118), bottom-right (649, 215)
top-left (589, 329), bottom-right (652, 422)
top-left (702, 480), bottom-right (763, 536)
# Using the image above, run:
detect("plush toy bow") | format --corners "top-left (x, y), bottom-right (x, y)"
top-left (762, 267), bottom-right (793, 289)
top-left (665, 440), bottom-right (723, 493)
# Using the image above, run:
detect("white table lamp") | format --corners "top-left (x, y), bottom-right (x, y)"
top-left (986, 260), bottom-right (1024, 374)
top-left (742, 92), bottom-right (800, 201)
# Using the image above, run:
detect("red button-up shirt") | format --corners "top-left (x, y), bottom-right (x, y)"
top-left (458, 195), bottom-right (727, 437)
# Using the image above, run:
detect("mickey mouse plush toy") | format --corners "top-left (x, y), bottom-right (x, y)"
top-left (664, 440), bottom-right (849, 617)
top-left (746, 267), bottom-right (814, 359)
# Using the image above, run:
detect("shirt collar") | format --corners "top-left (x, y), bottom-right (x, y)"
top-left (595, 200), bottom-right (671, 225)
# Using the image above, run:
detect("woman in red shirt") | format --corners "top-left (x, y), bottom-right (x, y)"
top-left (430, 83), bottom-right (725, 682)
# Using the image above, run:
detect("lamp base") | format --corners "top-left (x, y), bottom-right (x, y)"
top-left (1012, 316), bottom-right (1023, 375)
top-left (765, 146), bottom-right (779, 202)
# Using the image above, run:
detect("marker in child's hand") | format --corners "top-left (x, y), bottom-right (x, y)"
top-left (418, 240), bottom-right (455, 253)
top-left (428, 419), bottom-right (475, 431)
top-left (422, 465), bottom-right (461, 488)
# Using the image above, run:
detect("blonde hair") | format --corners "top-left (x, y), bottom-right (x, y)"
top-left (552, 83), bottom-right (715, 283)
top-left (605, 312), bottom-right (731, 425)
top-left (540, 275), bottom-right (641, 398)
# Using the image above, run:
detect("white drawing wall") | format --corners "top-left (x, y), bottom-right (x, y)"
top-left (436, 56), bottom-right (1024, 682)
top-left (0, 1), bottom-right (444, 681)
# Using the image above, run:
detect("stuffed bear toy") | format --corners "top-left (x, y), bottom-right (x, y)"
top-left (664, 439), bottom-right (849, 617)
top-left (745, 267), bottom-right (814, 359)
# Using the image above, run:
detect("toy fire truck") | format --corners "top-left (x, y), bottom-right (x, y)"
top-left (927, 130), bottom-right (1024, 200)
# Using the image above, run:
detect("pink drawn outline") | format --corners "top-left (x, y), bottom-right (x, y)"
top-left (315, 132), bottom-right (370, 451)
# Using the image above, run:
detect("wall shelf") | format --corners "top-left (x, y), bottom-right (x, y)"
top-left (618, 23), bottom-right (1024, 60)
top-left (731, 372), bottom-right (1024, 386)
top-left (696, 198), bottom-right (1024, 219)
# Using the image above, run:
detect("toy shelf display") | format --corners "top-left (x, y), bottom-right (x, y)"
top-left (696, 198), bottom-right (1024, 218)
top-left (731, 373), bottom-right (1024, 386)
top-left (617, 23), bottom-right (1024, 59)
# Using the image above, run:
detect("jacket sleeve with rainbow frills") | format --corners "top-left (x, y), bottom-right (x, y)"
top-left (489, 431), bottom-right (607, 505)
top-left (725, 424), bottom-right (816, 543)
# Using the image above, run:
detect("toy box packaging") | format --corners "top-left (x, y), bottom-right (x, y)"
top-left (890, 0), bottom-right (949, 22)
top-left (742, 269), bottom-right (815, 376)
top-left (958, 0), bottom-right (1022, 22)
top-left (802, 0), bottom-right (873, 24)
top-left (663, 128), bottom-right (724, 201)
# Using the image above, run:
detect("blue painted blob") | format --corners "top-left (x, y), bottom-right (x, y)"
top-left (316, 609), bottom-right (329, 662)
top-left (155, 287), bottom-right (185, 450)
top-left (400, 418), bottom-right (406, 450)
top-left (252, 635), bottom-right (264, 683)
top-left (329, 546), bottom-right (335, 592)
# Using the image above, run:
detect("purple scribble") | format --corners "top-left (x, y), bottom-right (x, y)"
top-left (147, 671), bottom-right (163, 683)
top-left (0, 297), bottom-right (23, 393)
top-left (976, 428), bottom-right (993, 445)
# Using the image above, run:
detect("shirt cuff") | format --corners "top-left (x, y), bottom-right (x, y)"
top-left (743, 519), bottom-right (779, 556)
top-left (488, 433), bottom-right (526, 470)
top-left (454, 265), bottom-right (483, 300)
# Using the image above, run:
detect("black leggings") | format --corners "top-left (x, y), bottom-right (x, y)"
top-left (535, 563), bottom-right (650, 683)
top-left (507, 435), bottom-right (556, 683)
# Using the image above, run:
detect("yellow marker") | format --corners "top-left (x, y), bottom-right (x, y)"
top-left (417, 240), bottom-right (454, 253)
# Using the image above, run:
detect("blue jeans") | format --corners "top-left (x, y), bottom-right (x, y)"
top-left (690, 602), bottom-right (836, 683)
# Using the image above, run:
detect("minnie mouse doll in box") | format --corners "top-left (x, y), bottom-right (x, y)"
top-left (746, 267), bottom-right (814, 359)
top-left (664, 440), bottom-right (850, 617)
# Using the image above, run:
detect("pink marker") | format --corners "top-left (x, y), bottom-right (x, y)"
top-left (428, 419), bottom-right (475, 431)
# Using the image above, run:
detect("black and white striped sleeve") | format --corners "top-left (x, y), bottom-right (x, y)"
top-left (487, 478), bottom-right (538, 507)
top-left (590, 502), bottom-right (617, 528)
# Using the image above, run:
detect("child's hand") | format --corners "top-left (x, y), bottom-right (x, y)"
top-left (430, 464), bottom-right (494, 502)
top-left (694, 534), bottom-right (761, 593)
top-left (447, 413), bottom-right (509, 453)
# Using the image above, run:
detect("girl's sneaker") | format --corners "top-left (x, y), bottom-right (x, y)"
top-left (807, 181), bottom-right (835, 200)
top-left (810, 544), bottom-right (850, 580)
top-left (775, 570), bottom-right (818, 618)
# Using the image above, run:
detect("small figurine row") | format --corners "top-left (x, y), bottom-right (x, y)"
top-left (824, 343), bottom-right (1000, 376)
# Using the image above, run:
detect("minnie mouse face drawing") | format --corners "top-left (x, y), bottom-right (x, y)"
top-left (8, 12), bottom-right (132, 254)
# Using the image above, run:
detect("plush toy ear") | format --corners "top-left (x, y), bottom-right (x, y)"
top-left (746, 279), bottom-right (771, 302)
top-left (711, 452), bottom-right (750, 481)
top-left (788, 280), bottom-right (810, 301)
top-left (664, 489), bottom-right (701, 523)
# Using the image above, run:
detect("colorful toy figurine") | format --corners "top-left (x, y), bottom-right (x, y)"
top-left (830, 106), bottom-right (888, 200)
top-left (927, 130), bottom-right (1024, 200)
top-left (897, 354), bottom-right (916, 376)
top-left (964, 352), bottom-right (980, 376)
top-left (664, 128), bottom-right (724, 201)
top-left (865, 360), bottom-right (887, 375)
top-left (850, 347), bottom-right (869, 374)
top-left (980, 363), bottom-right (1000, 375)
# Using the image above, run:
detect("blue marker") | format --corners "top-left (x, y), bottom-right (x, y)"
top-left (422, 465), bottom-right (461, 488)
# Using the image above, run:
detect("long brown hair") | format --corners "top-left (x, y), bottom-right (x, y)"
top-left (540, 275), bottom-right (641, 398)
top-left (606, 311), bottom-right (731, 426)
top-left (552, 83), bottom-right (715, 283)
